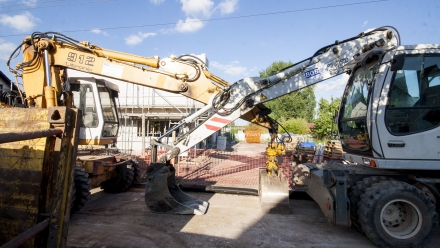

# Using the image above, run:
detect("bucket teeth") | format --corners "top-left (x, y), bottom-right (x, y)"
top-left (144, 163), bottom-right (209, 215)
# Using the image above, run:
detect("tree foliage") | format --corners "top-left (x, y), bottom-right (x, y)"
top-left (312, 97), bottom-right (341, 140)
top-left (244, 123), bottom-right (267, 133)
top-left (277, 117), bottom-right (309, 134)
top-left (259, 61), bottom-right (316, 122)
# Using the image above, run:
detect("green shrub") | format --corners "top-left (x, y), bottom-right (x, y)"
top-left (278, 118), bottom-right (308, 134)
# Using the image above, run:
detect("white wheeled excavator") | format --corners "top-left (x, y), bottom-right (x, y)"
top-left (147, 26), bottom-right (440, 247)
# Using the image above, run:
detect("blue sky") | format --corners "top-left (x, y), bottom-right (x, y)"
top-left (0, 0), bottom-right (439, 123)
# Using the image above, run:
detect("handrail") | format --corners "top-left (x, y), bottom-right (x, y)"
top-left (1, 218), bottom-right (50, 248)
top-left (0, 128), bottom-right (63, 144)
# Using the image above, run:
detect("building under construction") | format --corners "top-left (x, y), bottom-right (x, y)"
top-left (67, 68), bottom-right (212, 153)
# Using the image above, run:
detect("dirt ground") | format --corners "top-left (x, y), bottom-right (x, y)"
top-left (66, 188), bottom-right (440, 248)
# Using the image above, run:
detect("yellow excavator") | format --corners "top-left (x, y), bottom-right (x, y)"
top-left (0, 31), bottom-right (279, 247)
top-left (0, 31), bottom-right (236, 247)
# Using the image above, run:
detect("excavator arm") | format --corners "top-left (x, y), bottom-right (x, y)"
top-left (9, 32), bottom-right (228, 109)
top-left (7, 32), bottom-right (231, 146)
top-left (161, 27), bottom-right (398, 157)
top-left (143, 27), bottom-right (399, 215)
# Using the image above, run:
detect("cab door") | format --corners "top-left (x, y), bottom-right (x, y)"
top-left (376, 49), bottom-right (440, 160)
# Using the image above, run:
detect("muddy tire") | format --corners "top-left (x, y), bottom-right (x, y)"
top-left (71, 166), bottom-right (91, 213)
top-left (358, 180), bottom-right (438, 247)
top-left (128, 159), bottom-right (141, 186)
top-left (349, 176), bottom-right (391, 232)
top-left (70, 185), bottom-right (76, 214)
top-left (101, 162), bottom-right (134, 193)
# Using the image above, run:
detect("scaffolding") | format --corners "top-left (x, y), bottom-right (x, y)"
top-left (116, 83), bottom-right (205, 154)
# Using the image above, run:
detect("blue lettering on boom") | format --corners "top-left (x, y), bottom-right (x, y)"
top-left (304, 68), bottom-right (320, 78)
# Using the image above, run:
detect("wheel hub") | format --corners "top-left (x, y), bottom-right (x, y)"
top-left (380, 199), bottom-right (422, 239)
top-left (382, 202), bottom-right (406, 226)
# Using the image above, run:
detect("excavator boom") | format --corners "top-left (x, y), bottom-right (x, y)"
top-left (159, 27), bottom-right (398, 157)
top-left (12, 32), bottom-right (226, 109)
top-left (146, 27), bottom-right (398, 214)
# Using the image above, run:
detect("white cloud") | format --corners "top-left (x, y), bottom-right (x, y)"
top-left (315, 74), bottom-right (349, 93)
top-left (125, 36), bottom-right (142, 46)
top-left (0, 12), bottom-right (40, 32)
top-left (314, 74), bottom-right (348, 103)
top-left (362, 20), bottom-right (368, 27)
top-left (150, 0), bottom-right (164, 5)
top-left (175, 17), bottom-right (204, 33)
top-left (217, 0), bottom-right (238, 15)
top-left (211, 60), bottom-right (248, 77)
top-left (225, 66), bottom-right (247, 76)
top-left (180, 0), bottom-right (214, 18)
top-left (124, 32), bottom-right (157, 45)
top-left (0, 39), bottom-right (17, 61)
top-left (21, 0), bottom-right (38, 7)
top-left (91, 29), bottom-right (108, 36)
top-left (171, 0), bottom-right (238, 33)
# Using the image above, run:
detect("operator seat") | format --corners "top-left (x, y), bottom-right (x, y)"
top-left (411, 67), bottom-right (440, 131)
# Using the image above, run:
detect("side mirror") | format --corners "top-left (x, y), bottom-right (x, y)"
top-left (390, 53), bottom-right (405, 71)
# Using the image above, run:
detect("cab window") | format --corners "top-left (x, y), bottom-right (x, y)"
top-left (385, 55), bottom-right (440, 135)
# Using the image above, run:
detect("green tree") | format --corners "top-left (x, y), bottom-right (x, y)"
top-left (244, 123), bottom-right (267, 133)
top-left (277, 117), bottom-right (309, 134)
top-left (259, 61), bottom-right (316, 122)
top-left (312, 97), bottom-right (341, 140)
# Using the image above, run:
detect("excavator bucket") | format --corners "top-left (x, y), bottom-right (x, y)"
top-left (144, 163), bottom-right (209, 215)
top-left (259, 168), bottom-right (290, 214)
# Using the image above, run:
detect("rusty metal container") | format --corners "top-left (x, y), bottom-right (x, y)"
top-left (0, 107), bottom-right (80, 247)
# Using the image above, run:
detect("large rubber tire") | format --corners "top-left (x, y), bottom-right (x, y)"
top-left (358, 180), bottom-right (438, 247)
top-left (101, 163), bottom-right (134, 193)
top-left (349, 176), bottom-right (392, 232)
top-left (71, 166), bottom-right (91, 213)
top-left (128, 159), bottom-right (141, 186)
top-left (70, 184), bottom-right (76, 214)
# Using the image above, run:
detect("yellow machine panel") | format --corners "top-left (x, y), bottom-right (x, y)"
top-left (0, 107), bottom-right (80, 247)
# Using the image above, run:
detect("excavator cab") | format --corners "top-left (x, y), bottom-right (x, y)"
top-left (69, 77), bottom-right (120, 146)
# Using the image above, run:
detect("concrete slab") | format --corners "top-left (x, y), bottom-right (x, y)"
top-left (67, 187), bottom-right (440, 248)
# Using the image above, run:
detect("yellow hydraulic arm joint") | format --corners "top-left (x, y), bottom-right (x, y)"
top-left (265, 142), bottom-right (285, 176)
top-left (202, 70), bottom-right (231, 88)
